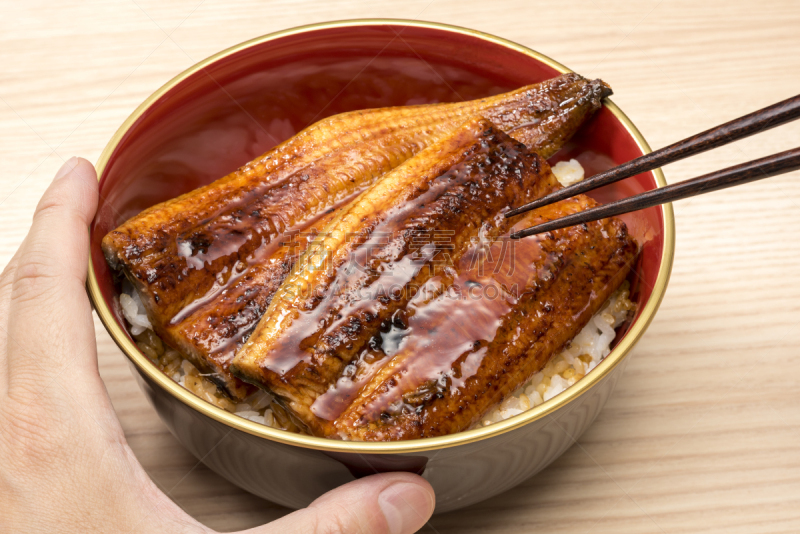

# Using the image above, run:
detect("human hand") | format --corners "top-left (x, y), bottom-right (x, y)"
top-left (0, 158), bottom-right (435, 533)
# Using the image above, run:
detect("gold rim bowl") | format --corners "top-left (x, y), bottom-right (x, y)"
top-left (87, 18), bottom-right (675, 455)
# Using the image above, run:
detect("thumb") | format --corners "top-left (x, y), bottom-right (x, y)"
top-left (5, 157), bottom-right (99, 397)
top-left (248, 473), bottom-right (435, 534)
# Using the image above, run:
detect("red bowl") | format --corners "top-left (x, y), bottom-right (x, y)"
top-left (88, 19), bottom-right (674, 512)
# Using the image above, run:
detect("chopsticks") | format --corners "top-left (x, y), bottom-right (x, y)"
top-left (507, 93), bottom-right (800, 239)
top-left (510, 147), bottom-right (800, 238)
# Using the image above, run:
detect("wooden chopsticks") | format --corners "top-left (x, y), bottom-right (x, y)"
top-left (510, 147), bottom-right (800, 239)
top-left (507, 93), bottom-right (800, 239)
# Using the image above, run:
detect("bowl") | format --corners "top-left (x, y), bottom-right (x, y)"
top-left (87, 19), bottom-right (674, 513)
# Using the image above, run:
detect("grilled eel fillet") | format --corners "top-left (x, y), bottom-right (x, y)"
top-left (102, 73), bottom-right (611, 399)
top-left (334, 198), bottom-right (638, 440)
top-left (231, 118), bottom-right (573, 435)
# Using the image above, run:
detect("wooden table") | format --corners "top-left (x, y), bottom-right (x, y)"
top-left (2, 1), bottom-right (800, 532)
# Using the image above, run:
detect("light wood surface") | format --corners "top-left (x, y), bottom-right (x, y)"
top-left (2, 1), bottom-right (800, 532)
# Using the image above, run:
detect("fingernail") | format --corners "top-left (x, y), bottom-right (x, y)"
top-left (54, 157), bottom-right (79, 181)
top-left (378, 482), bottom-right (434, 534)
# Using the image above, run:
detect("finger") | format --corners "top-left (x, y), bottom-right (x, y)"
top-left (247, 473), bottom-right (435, 534)
top-left (6, 157), bottom-right (100, 400)
top-left (0, 245), bottom-right (24, 390)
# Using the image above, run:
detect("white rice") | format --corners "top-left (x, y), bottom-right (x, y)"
top-left (552, 158), bottom-right (585, 186)
top-left (119, 159), bottom-right (634, 432)
top-left (119, 290), bottom-right (151, 335)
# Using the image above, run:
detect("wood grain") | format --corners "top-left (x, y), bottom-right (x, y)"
top-left (2, 1), bottom-right (800, 532)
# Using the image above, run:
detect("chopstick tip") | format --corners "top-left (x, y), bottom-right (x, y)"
top-left (510, 227), bottom-right (539, 239)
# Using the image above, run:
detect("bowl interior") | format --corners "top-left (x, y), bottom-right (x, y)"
top-left (90, 21), bottom-right (667, 443)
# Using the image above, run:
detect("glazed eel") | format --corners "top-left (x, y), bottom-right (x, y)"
top-left (102, 73), bottom-right (612, 399)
